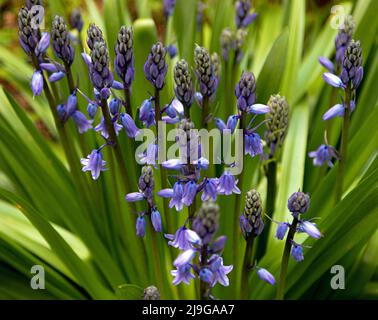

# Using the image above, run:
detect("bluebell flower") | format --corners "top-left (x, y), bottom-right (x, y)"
top-left (95, 117), bottom-right (122, 139)
top-left (209, 255), bottom-right (233, 287)
top-left (65, 93), bottom-right (77, 116)
top-left (226, 115), bottom-right (239, 133)
top-left (217, 170), bottom-right (240, 195)
top-left (199, 268), bottom-right (214, 284)
top-left (298, 221), bottom-right (321, 239)
top-left (81, 52), bottom-right (92, 67)
top-left (174, 249), bottom-right (196, 267)
top-left (318, 56), bottom-right (334, 73)
top-left (56, 104), bottom-right (66, 120)
top-left (195, 92), bottom-right (203, 107)
top-left (136, 215), bottom-right (147, 237)
top-left (162, 116), bottom-right (180, 124)
top-left (322, 104), bottom-right (344, 120)
top-left (139, 143), bottom-right (158, 166)
top-left (211, 236), bottom-right (227, 253)
top-left (164, 101), bottom-right (177, 118)
top-left (125, 192), bottom-right (145, 202)
top-left (182, 181), bottom-right (197, 206)
top-left (80, 150), bottom-right (106, 180)
top-left (291, 244), bottom-right (304, 262)
top-left (162, 159), bottom-right (185, 170)
top-left (167, 44), bottom-right (178, 59)
top-left (322, 72), bottom-right (345, 89)
top-left (111, 81), bottom-right (124, 90)
top-left (120, 113), bottom-right (140, 138)
top-left (201, 178), bottom-right (218, 201)
top-left (165, 182), bottom-right (184, 211)
top-left (36, 32), bottom-right (50, 55)
top-left (109, 98), bottom-right (121, 116)
top-left (276, 222), bottom-right (289, 240)
top-left (193, 157), bottom-right (209, 171)
top-left (151, 208), bottom-right (162, 232)
top-left (171, 264), bottom-right (195, 285)
top-left (48, 71), bottom-right (66, 83)
top-left (139, 98), bottom-right (155, 128)
top-left (31, 70), bottom-right (43, 96)
top-left (256, 267), bottom-right (276, 285)
top-left (72, 111), bottom-right (92, 134)
top-left (215, 117), bottom-right (227, 131)
top-left (87, 103), bottom-right (98, 119)
top-left (247, 104), bottom-right (270, 115)
top-left (40, 63), bottom-right (59, 73)
top-left (165, 226), bottom-right (202, 250)
top-left (308, 144), bottom-right (338, 167)
top-left (245, 132), bottom-right (263, 157)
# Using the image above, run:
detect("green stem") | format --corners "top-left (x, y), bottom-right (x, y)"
top-left (154, 88), bottom-right (174, 233)
top-left (256, 160), bottom-right (277, 261)
top-left (240, 236), bottom-right (255, 299)
top-left (124, 85), bottom-right (133, 117)
top-left (201, 96), bottom-right (210, 129)
top-left (230, 113), bottom-right (246, 296)
top-left (64, 62), bottom-right (76, 93)
top-left (233, 113), bottom-right (246, 265)
top-left (199, 246), bottom-right (209, 300)
top-left (99, 98), bottom-right (133, 197)
top-left (276, 215), bottom-right (299, 300)
top-left (335, 88), bottom-right (351, 203)
top-left (149, 223), bottom-right (168, 297)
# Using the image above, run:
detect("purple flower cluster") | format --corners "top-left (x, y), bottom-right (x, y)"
top-left (235, 0), bottom-right (257, 29)
top-left (158, 118), bottom-right (240, 211)
top-left (168, 202), bottom-right (232, 297)
top-left (125, 166), bottom-right (162, 237)
top-left (313, 35), bottom-right (363, 168)
top-left (275, 191), bottom-right (321, 262)
top-left (215, 71), bottom-right (270, 159)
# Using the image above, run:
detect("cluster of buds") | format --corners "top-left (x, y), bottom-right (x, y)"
top-left (144, 42), bottom-right (168, 90)
top-left (235, 0), bottom-right (257, 29)
top-left (174, 59), bottom-right (194, 109)
top-left (264, 94), bottom-right (289, 157)
top-left (51, 16), bottom-right (75, 66)
top-left (240, 189), bottom-right (264, 239)
top-left (275, 191), bottom-right (321, 262)
top-left (114, 26), bottom-right (135, 88)
top-left (125, 166), bottom-right (162, 237)
top-left (194, 45), bottom-right (218, 98)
